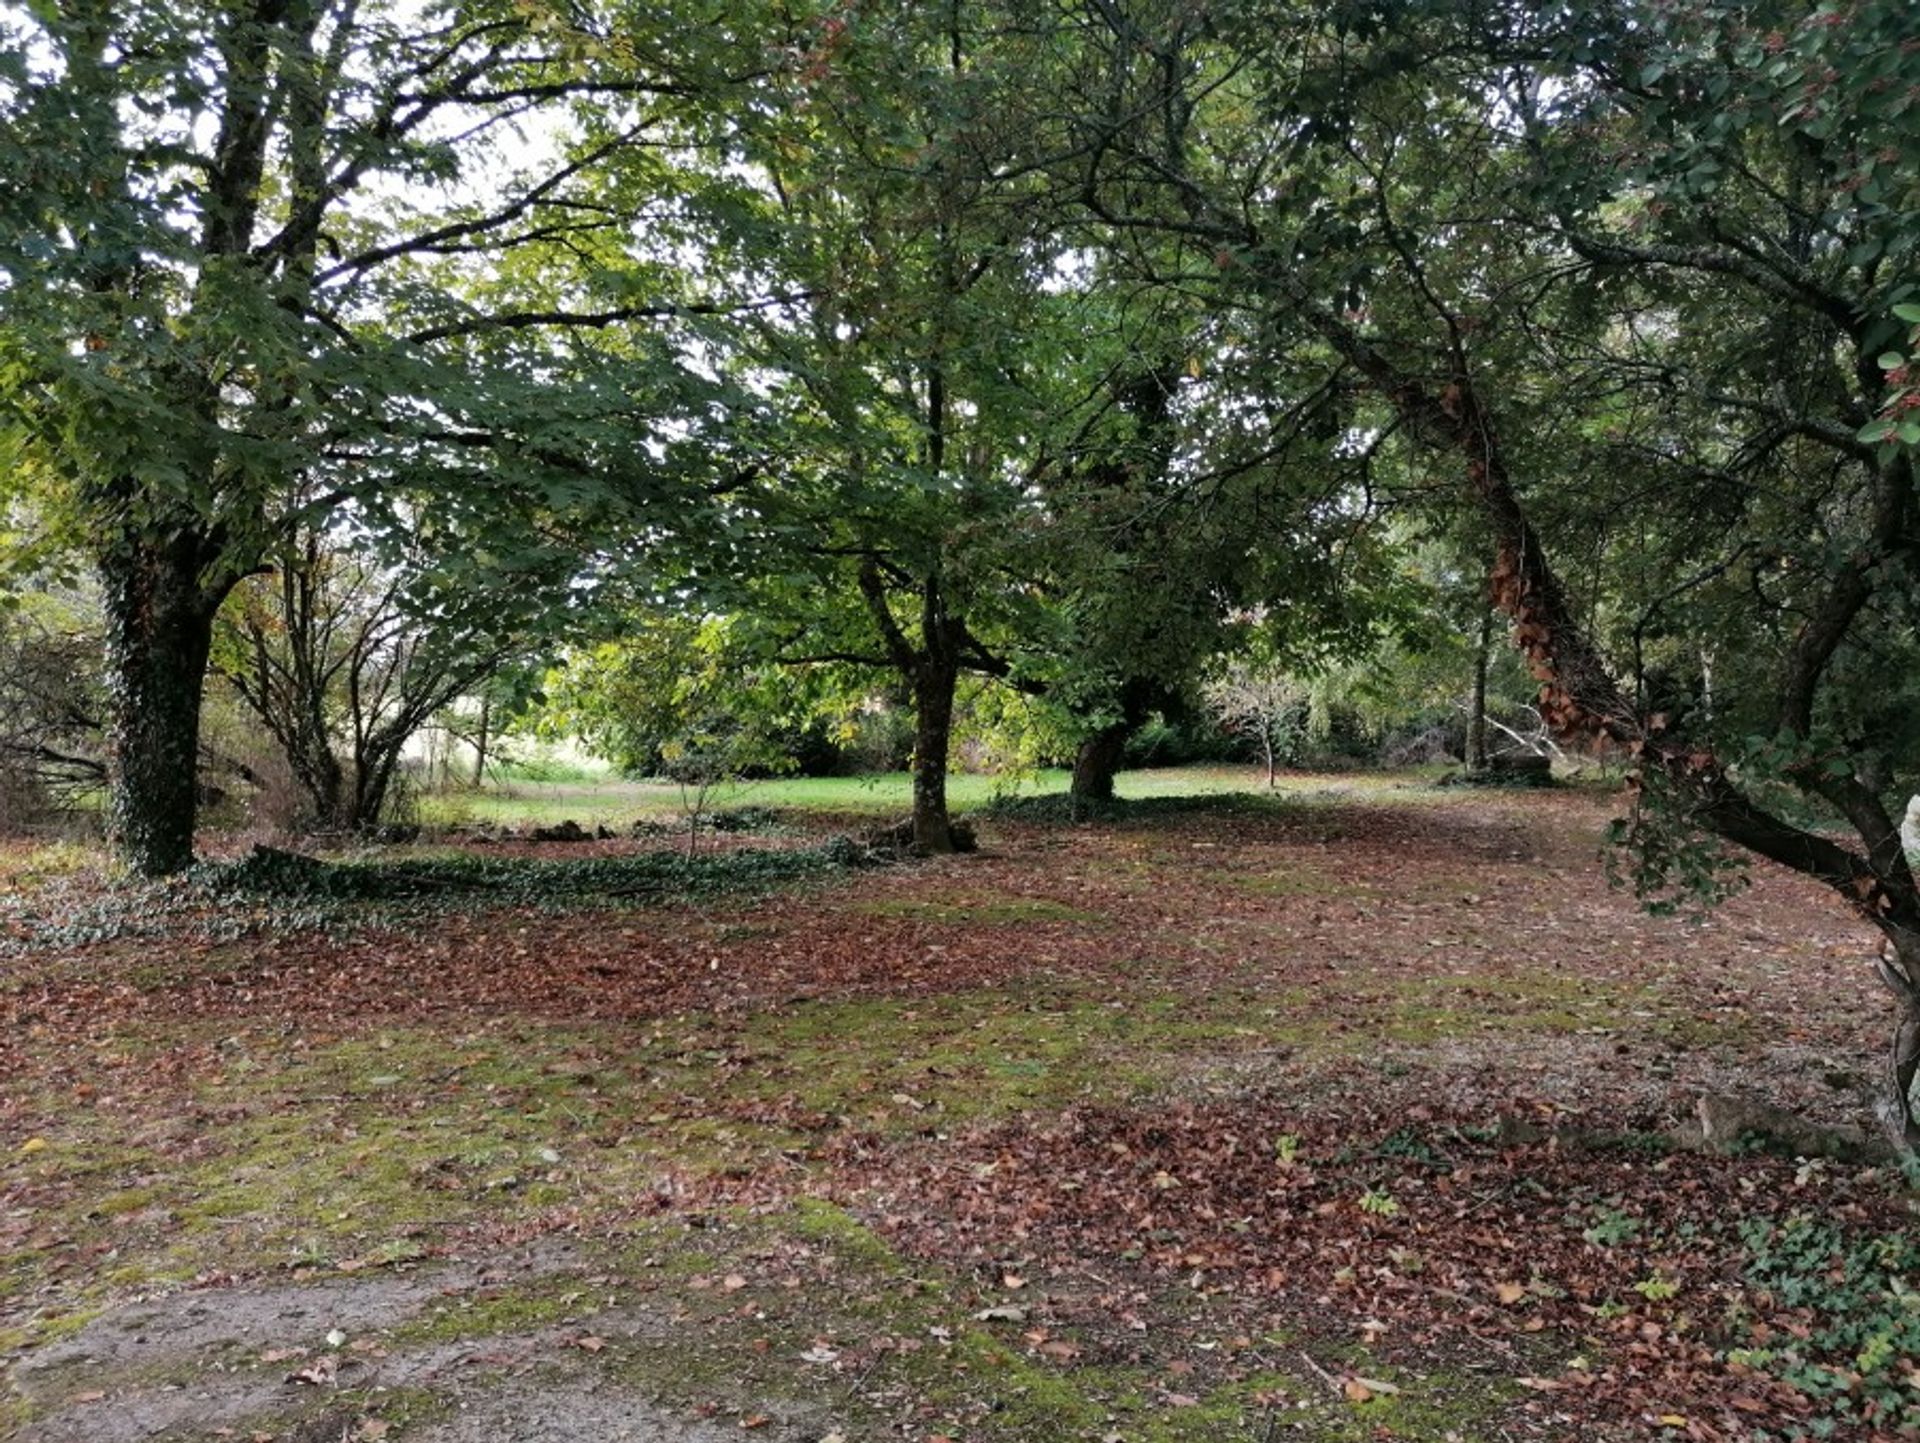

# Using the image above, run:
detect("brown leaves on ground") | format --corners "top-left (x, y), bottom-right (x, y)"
top-left (817, 1098), bottom-right (1914, 1439)
top-left (1, 785), bottom-right (1909, 1440)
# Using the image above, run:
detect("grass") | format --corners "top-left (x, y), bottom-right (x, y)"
top-left (416, 762), bottom-right (1452, 830)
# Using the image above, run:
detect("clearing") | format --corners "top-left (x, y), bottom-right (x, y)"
top-left (2, 771), bottom-right (1915, 1442)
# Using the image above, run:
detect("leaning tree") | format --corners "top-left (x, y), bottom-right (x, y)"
top-left (1062, 0), bottom-right (1920, 1144)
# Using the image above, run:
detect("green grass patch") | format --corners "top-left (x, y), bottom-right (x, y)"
top-left (420, 764), bottom-right (1463, 832)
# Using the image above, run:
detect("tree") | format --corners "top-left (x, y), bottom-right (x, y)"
top-left (0, 587), bottom-right (105, 821)
top-left (1203, 650), bottom-right (1306, 789)
top-left (538, 614), bottom-right (800, 852)
top-left (213, 525), bottom-right (522, 833)
top-left (659, 0), bottom-right (1076, 853)
top-left (0, 0), bottom-right (733, 872)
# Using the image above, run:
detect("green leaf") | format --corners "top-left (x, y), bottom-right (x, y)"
top-left (1877, 352), bottom-right (1906, 370)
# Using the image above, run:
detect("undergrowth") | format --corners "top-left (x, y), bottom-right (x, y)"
top-left (0, 842), bottom-right (862, 955)
top-left (1734, 1212), bottom-right (1920, 1440)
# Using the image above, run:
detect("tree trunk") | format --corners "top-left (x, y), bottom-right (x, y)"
top-left (1070, 722), bottom-right (1130, 802)
top-left (910, 659), bottom-right (959, 854)
top-left (1262, 728), bottom-right (1276, 789)
top-left (100, 536), bottom-right (220, 876)
top-left (1876, 932), bottom-right (1920, 1151)
top-left (472, 693), bottom-right (491, 787)
top-left (1466, 608), bottom-right (1491, 771)
top-left (1883, 1000), bottom-right (1920, 1152)
top-left (302, 746), bottom-right (348, 831)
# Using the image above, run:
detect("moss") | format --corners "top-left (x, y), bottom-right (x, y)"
top-left (1303, 971), bottom-right (1645, 1048)
top-left (387, 1281), bottom-right (602, 1347)
top-left (740, 985), bottom-right (1222, 1127)
top-left (938, 1330), bottom-right (1114, 1433)
top-left (784, 1198), bottom-right (907, 1271)
top-left (354, 1384), bottom-right (458, 1432)
top-left (1310, 1365), bottom-right (1523, 1441)
top-left (1225, 867), bottom-right (1348, 897)
top-left (0, 1301), bottom-right (106, 1357)
top-left (1654, 1009), bottom-right (1765, 1049)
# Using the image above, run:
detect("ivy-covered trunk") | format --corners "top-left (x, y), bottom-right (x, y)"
top-left (100, 532), bottom-right (221, 877)
top-left (910, 656), bottom-right (959, 854)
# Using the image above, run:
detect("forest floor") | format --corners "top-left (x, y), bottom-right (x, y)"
top-left (2, 772), bottom-right (1916, 1443)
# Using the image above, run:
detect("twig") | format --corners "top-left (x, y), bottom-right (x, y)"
top-left (1298, 1348), bottom-right (1343, 1397)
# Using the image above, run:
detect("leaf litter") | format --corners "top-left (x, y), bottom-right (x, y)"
top-left (3, 787), bottom-right (1916, 1440)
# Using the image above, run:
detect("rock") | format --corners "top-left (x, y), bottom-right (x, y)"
top-left (530, 820), bottom-right (590, 843)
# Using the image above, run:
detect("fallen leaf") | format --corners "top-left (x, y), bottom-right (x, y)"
top-left (722, 1273), bottom-right (748, 1291)
top-left (572, 1335), bottom-right (606, 1353)
top-left (974, 1304), bottom-right (1026, 1322)
top-left (1494, 1281), bottom-right (1527, 1306)
top-left (287, 1356), bottom-right (338, 1386)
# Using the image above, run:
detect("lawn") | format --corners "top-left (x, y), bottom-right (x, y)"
top-left (419, 763), bottom-right (1458, 828)
top-left (1, 771), bottom-right (1912, 1443)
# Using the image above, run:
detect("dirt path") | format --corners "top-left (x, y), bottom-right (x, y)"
top-left (11, 1240), bottom-right (829, 1442)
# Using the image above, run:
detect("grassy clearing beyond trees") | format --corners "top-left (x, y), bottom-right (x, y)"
top-left (2, 773), bottom-right (1913, 1442)
top-left (422, 764), bottom-right (1445, 829)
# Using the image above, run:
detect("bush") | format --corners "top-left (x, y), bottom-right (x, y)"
top-left (0, 762), bottom-right (51, 836)
top-left (1122, 712), bottom-right (1240, 768)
